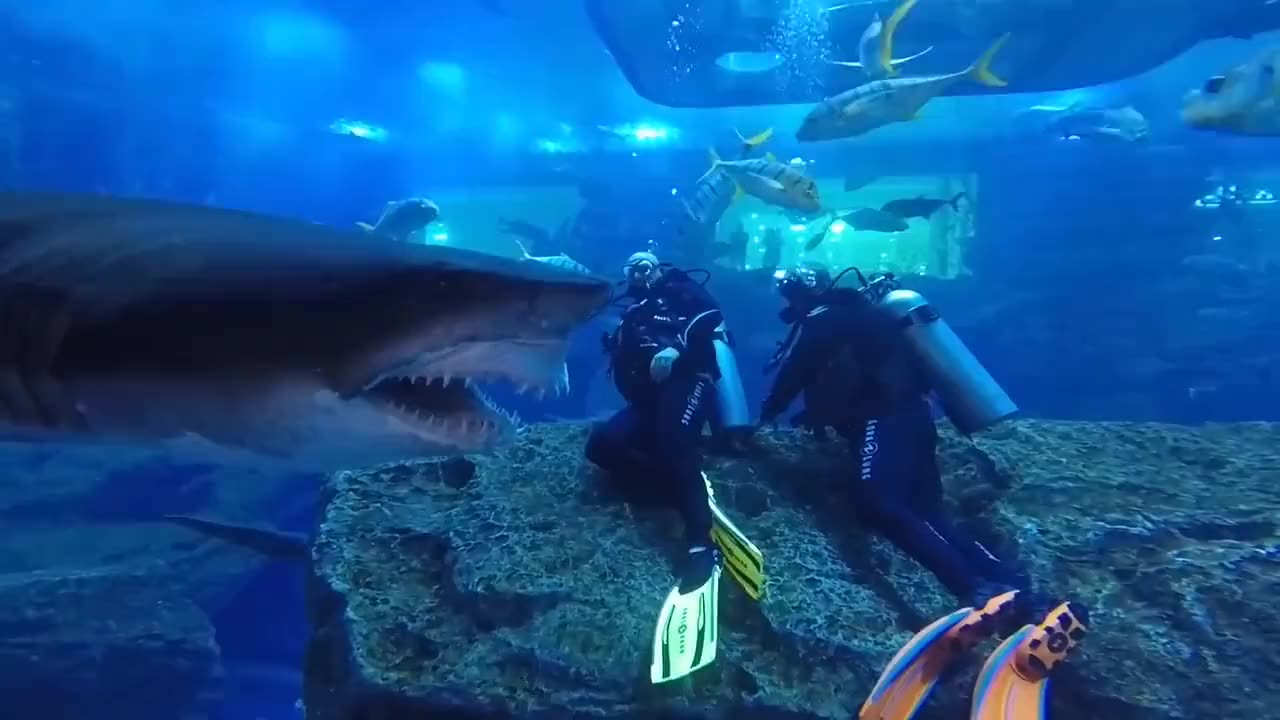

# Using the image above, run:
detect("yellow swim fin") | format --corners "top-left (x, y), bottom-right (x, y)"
top-left (970, 601), bottom-right (1088, 720)
top-left (702, 472), bottom-right (765, 600)
top-left (968, 34), bottom-right (1011, 88)
top-left (649, 566), bottom-right (721, 684)
top-left (879, 0), bottom-right (919, 77)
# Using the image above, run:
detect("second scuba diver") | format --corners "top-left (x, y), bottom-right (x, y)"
top-left (586, 250), bottom-right (765, 685)
top-left (761, 262), bottom-right (1088, 720)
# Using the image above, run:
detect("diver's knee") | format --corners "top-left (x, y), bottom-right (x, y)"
top-left (583, 423), bottom-right (616, 466)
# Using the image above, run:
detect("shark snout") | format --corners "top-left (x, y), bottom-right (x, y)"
top-left (526, 280), bottom-right (612, 333)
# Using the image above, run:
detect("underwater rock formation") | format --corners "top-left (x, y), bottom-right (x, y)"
top-left (304, 420), bottom-right (1279, 720)
top-left (0, 445), bottom-right (320, 716)
top-left (0, 566), bottom-right (223, 718)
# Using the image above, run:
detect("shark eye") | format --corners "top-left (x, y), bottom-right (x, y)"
top-left (1204, 75), bottom-right (1226, 94)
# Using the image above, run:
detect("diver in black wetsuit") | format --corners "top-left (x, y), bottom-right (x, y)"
top-left (586, 251), bottom-right (723, 591)
top-left (759, 262), bottom-right (1024, 608)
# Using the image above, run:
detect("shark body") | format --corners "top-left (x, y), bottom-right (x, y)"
top-left (0, 192), bottom-right (611, 469)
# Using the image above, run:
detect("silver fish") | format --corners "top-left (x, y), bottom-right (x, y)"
top-left (703, 151), bottom-right (822, 212)
top-left (357, 197), bottom-right (440, 242)
top-left (798, 34), bottom-right (1010, 142)
top-left (513, 238), bottom-right (594, 276)
top-left (826, 0), bottom-right (933, 79)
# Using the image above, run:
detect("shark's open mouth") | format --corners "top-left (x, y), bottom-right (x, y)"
top-left (352, 339), bottom-right (571, 451)
top-left (364, 376), bottom-right (515, 447)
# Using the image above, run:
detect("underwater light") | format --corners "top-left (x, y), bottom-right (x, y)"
top-left (1212, 235), bottom-right (1223, 242)
top-left (329, 119), bottom-right (387, 142)
top-left (431, 232), bottom-right (449, 243)
top-left (632, 125), bottom-right (669, 141)
top-left (715, 51), bottom-right (784, 73)
top-left (829, 220), bottom-right (848, 234)
top-left (670, 187), bottom-right (678, 195)
top-left (789, 224), bottom-right (806, 232)
top-left (773, 269), bottom-right (787, 279)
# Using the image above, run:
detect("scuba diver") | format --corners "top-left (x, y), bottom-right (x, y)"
top-left (587, 250), bottom-right (764, 686)
top-left (760, 262), bottom-right (1088, 720)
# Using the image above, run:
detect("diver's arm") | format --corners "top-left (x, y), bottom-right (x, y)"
top-left (760, 319), bottom-right (831, 422)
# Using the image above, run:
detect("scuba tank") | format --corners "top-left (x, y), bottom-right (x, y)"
top-left (853, 270), bottom-right (1018, 435)
top-left (711, 321), bottom-right (751, 431)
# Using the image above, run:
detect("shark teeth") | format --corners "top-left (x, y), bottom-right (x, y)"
top-left (370, 373), bottom-right (526, 436)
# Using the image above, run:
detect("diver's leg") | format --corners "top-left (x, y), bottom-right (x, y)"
top-left (656, 372), bottom-right (717, 591)
top-left (907, 418), bottom-right (1027, 601)
top-left (584, 405), bottom-right (658, 478)
top-left (913, 460), bottom-right (1024, 593)
top-left (849, 413), bottom-right (986, 600)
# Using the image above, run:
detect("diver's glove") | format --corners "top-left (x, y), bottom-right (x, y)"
top-left (650, 347), bottom-right (680, 382)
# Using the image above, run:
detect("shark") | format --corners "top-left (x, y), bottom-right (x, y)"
top-left (0, 191), bottom-right (612, 469)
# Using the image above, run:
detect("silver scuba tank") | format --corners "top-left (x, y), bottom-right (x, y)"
top-left (711, 321), bottom-right (751, 431)
top-left (865, 276), bottom-right (1018, 434)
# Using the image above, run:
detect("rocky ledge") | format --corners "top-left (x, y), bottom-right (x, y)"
top-left (303, 420), bottom-right (1279, 720)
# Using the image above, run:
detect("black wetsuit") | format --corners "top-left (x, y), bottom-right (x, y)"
top-left (586, 270), bottom-right (723, 548)
top-left (761, 289), bottom-right (1021, 602)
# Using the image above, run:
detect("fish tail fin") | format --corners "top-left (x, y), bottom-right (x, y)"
top-left (949, 191), bottom-right (966, 210)
top-left (880, 0), bottom-right (919, 77)
top-left (735, 127), bottom-right (774, 150)
top-left (969, 34), bottom-right (1010, 87)
top-left (355, 222), bottom-right (375, 232)
top-left (697, 148), bottom-right (724, 184)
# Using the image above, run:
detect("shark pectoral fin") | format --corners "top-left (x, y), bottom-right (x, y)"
top-left (355, 222), bottom-right (375, 232)
top-left (163, 514), bottom-right (311, 561)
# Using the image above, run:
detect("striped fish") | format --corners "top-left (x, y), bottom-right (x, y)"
top-left (673, 128), bottom-right (773, 241)
top-left (513, 238), bottom-right (593, 275)
top-left (703, 150), bottom-right (822, 212)
top-left (797, 34), bottom-right (1009, 142)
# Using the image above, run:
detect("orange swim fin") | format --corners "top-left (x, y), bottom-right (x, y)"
top-left (860, 591), bottom-right (1021, 720)
top-left (970, 601), bottom-right (1088, 720)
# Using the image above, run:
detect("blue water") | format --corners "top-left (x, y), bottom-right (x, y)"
top-left (1, 2), bottom-right (1277, 718)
